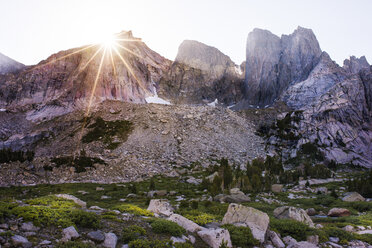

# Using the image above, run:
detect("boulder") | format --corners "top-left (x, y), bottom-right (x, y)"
top-left (20, 222), bottom-right (40, 232)
top-left (62, 226), bottom-right (79, 241)
top-left (168, 214), bottom-right (202, 233)
top-left (147, 199), bottom-right (174, 216)
top-left (229, 188), bottom-right (244, 195)
top-left (306, 235), bottom-right (319, 245)
top-left (55, 194), bottom-right (87, 208)
top-left (267, 230), bottom-right (285, 248)
top-left (222, 203), bottom-right (269, 243)
top-left (87, 230), bottom-right (105, 243)
top-left (206, 172), bottom-right (219, 183)
top-left (306, 208), bottom-right (317, 216)
top-left (342, 225), bottom-right (354, 232)
top-left (342, 192), bottom-right (365, 202)
top-left (197, 228), bottom-right (232, 248)
top-left (103, 233), bottom-right (118, 248)
top-left (11, 235), bottom-right (32, 248)
top-left (273, 206), bottom-right (314, 227)
top-left (327, 208), bottom-right (351, 217)
top-left (288, 241), bottom-right (318, 248)
top-left (271, 184), bottom-right (284, 193)
top-left (224, 194), bottom-right (251, 203)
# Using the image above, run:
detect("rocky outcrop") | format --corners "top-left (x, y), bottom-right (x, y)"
top-left (222, 203), bottom-right (269, 243)
top-left (243, 26), bottom-right (322, 107)
top-left (0, 52), bottom-right (25, 75)
top-left (0, 31), bottom-right (171, 120)
top-left (273, 206), bottom-right (314, 227)
top-left (343, 56), bottom-right (370, 74)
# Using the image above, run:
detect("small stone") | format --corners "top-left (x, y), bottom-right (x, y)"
top-left (147, 199), bottom-right (174, 216)
top-left (96, 187), bottom-right (105, 191)
top-left (39, 240), bottom-right (52, 245)
top-left (271, 184), bottom-right (284, 193)
top-left (62, 226), bottom-right (79, 241)
top-left (0, 224), bottom-right (8, 229)
top-left (11, 235), bottom-right (32, 248)
top-left (87, 230), bottom-right (105, 243)
top-left (307, 235), bottom-right (319, 245)
top-left (329, 237), bottom-right (340, 243)
top-left (55, 194), bottom-right (87, 208)
top-left (21, 222), bottom-right (40, 232)
top-left (101, 195), bottom-right (111, 199)
top-left (306, 208), bottom-right (317, 216)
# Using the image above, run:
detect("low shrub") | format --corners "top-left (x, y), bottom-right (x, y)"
top-left (128, 239), bottom-right (172, 248)
top-left (354, 233), bottom-right (372, 245)
top-left (183, 212), bottom-right (216, 226)
top-left (114, 204), bottom-right (153, 217)
top-left (150, 218), bottom-right (185, 237)
top-left (56, 241), bottom-right (95, 248)
top-left (173, 243), bottom-right (193, 248)
top-left (270, 218), bottom-right (313, 241)
top-left (0, 201), bottom-right (18, 221)
top-left (323, 227), bottom-right (354, 241)
top-left (122, 225), bottom-right (146, 243)
top-left (222, 224), bottom-right (259, 247)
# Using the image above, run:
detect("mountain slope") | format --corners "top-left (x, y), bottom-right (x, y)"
top-left (0, 52), bottom-right (25, 74)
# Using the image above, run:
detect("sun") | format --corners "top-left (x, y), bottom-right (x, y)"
top-left (102, 34), bottom-right (117, 49)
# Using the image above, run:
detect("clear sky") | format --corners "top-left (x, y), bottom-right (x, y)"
top-left (0, 0), bottom-right (371, 66)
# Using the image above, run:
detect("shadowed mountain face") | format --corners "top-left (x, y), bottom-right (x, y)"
top-left (0, 31), bottom-right (171, 120)
top-left (244, 26), bottom-right (322, 107)
top-left (0, 52), bottom-right (25, 74)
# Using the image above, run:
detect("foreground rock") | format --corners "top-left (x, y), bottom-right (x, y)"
top-left (197, 228), bottom-right (232, 248)
top-left (11, 235), bottom-right (32, 248)
top-left (168, 214), bottom-right (202, 232)
top-left (342, 192), bottom-right (365, 202)
top-left (87, 230), bottom-right (105, 243)
top-left (327, 208), bottom-right (351, 217)
top-left (103, 232), bottom-right (117, 248)
top-left (267, 230), bottom-right (285, 248)
top-left (55, 194), bottom-right (87, 208)
top-left (222, 203), bottom-right (269, 242)
top-left (62, 226), bottom-right (79, 241)
top-left (273, 206), bottom-right (314, 227)
top-left (147, 199), bottom-right (174, 216)
top-left (271, 184), bottom-right (284, 193)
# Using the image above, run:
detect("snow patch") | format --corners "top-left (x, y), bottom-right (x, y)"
top-left (207, 99), bottom-right (218, 107)
top-left (235, 65), bottom-right (243, 75)
top-left (145, 88), bottom-right (171, 105)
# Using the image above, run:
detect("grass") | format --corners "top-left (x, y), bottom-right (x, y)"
top-left (114, 204), bottom-right (154, 217)
top-left (150, 218), bottom-right (186, 237)
top-left (222, 224), bottom-right (259, 247)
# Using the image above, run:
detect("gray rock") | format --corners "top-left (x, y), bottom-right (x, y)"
top-left (329, 237), bottom-right (340, 243)
top-left (274, 206), bottom-right (314, 227)
top-left (306, 235), bottom-right (319, 245)
top-left (11, 235), bottom-right (32, 248)
top-left (306, 208), bottom-right (317, 216)
top-left (62, 226), bottom-right (79, 241)
top-left (147, 199), bottom-right (174, 216)
top-left (271, 184), bottom-right (283, 193)
top-left (197, 228), bottom-right (232, 248)
top-left (222, 203), bottom-right (269, 243)
top-left (168, 214), bottom-right (202, 233)
top-left (343, 56), bottom-right (370, 74)
top-left (327, 208), bottom-right (351, 217)
top-left (268, 230), bottom-right (285, 248)
top-left (342, 192), bottom-right (365, 202)
top-left (87, 230), bottom-right (105, 243)
top-left (103, 233), bottom-right (117, 248)
top-left (55, 194), bottom-right (87, 208)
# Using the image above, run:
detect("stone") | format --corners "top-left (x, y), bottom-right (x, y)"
top-left (222, 203), bottom-right (269, 243)
top-left (147, 199), bottom-right (174, 216)
top-left (329, 237), bottom-right (340, 243)
top-left (327, 208), bottom-right (351, 217)
top-left (55, 194), bottom-right (87, 208)
top-left (223, 194), bottom-right (251, 203)
top-left (87, 230), bottom-right (105, 243)
top-left (90, 206), bottom-right (105, 211)
top-left (11, 235), bottom-right (32, 248)
top-left (62, 226), bottom-right (79, 241)
top-left (188, 235), bottom-right (196, 244)
top-left (197, 228), bottom-right (232, 248)
top-left (170, 235), bottom-right (187, 243)
top-left (103, 233), bottom-right (118, 248)
top-left (273, 206), bottom-right (314, 227)
top-left (315, 224), bottom-right (323, 229)
top-left (39, 240), bottom-right (52, 245)
top-left (186, 177), bottom-right (202, 185)
top-left (283, 236), bottom-right (297, 246)
top-left (206, 172), bottom-right (219, 183)
top-left (289, 241), bottom-right (318, 248)
top-left (229, 188), bottom-right (243, 195)
top-left (307, 235), bottom-right (319, 245)
top-left (267, 230), bottom-right (285, 248)
top-left (20, 222), bottom-right (40, 232)
top-left (306, 208), bottom-right (317, 216)
top-left (0, 224), bottom-right (8, 229)
top-left (96, 187), bottom-right (105, 191)
top-left (342, 192), bottom-right (365, 202)
top-left (168, 214), bottom-right (202, 233)
top-left (271, 184), bottom-right (284, 193)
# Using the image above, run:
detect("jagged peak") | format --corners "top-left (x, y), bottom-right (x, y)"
top-left (343, 55), bottom-right (370, 74)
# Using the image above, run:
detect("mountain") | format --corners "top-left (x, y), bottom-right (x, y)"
top-left (0, 31), bottom-right (171, 121)
top-left (158, 40), bottom-right (244, 105)
top-left (0, 52), bottom-right (25, 74)
top-left (242, 26), bottom-right (322, 107)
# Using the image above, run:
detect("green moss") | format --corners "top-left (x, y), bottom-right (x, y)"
top-left (270, 218), bottom-right (314, 241)
top-left (128, 239), bottom-right (173, 248)
top-left (150, 218), bottom-right (186, 237)
top-left (114, 204), bottom-right (154, 217)
top-left (222, 224), bottom-right (259, 247)
top-left (82, 117), bottom-right (133, 149)
top-left (122, 225), bottom-right (147, 243)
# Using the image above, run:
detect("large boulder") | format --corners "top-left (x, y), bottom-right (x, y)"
top-left (222, 203), bottom-right (269, 243)
top-left (271, 184), bottom-right (284, 193)
top-left (168, 214), bottom-right (203, 233)
top-left (342, 192), bottom-right (365, 202)
top-left (327, 208), bottom-right (351, 217)
top-left (267, 230), bottom-right (285, 248)
top-left (273, 206), bottom-right (314, 227)
top-left (87, 230), bottom-right (105, 243)
top-left (147, 199), bottom-right (174, 216)
top-left (55, 194), bottom-right (87, 208)
top-left (197, 228), bottom-right (232, 248)
top-left (62, 226), bottom-right (79, 241)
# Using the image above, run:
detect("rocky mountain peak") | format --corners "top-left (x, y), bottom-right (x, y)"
top-left (343, 55), bottom-right (370, 74)
top-left (0, 52), bottom-right (25, 74)
top-left (175, 40), bottom-right (236, 79)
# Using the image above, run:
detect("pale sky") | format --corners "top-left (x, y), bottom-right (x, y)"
top-left (0, 0), bottom-right (371, 66)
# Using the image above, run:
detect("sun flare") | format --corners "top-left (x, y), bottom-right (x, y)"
top-left (102, 34), bottom-right (117, 49)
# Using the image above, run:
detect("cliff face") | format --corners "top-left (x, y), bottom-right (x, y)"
top-left (244, 26), bottom-right (322, 107)
top-left (158, 40), bottom-right (244, 105)
top-left (0, 31), bottom-right (171, 121)
top-left (0, 52), bottom-right (25, 74)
